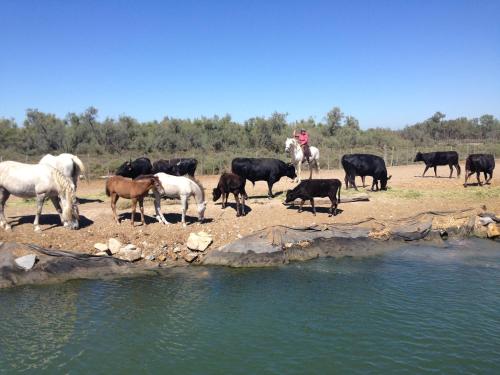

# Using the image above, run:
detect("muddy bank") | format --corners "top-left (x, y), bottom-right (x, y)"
top-left (1, 211), bottom-right (498, 288)
top-left (202, 211), bottom-right (499, 267)
top-left (0, 242), bottom-right (160, 288)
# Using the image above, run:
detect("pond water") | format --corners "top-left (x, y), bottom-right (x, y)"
top-left (1, 240), bottom-right (499, 374)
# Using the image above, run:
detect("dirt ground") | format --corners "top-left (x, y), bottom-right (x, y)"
top-left (1, 163), bottom-right (499, 257)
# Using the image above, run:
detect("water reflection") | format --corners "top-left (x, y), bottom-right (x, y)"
top-left (0, 240), bottom-right (499, 374)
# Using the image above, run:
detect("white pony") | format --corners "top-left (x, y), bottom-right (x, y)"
top-left (39, 153), bottom-right (86, 188)
top-left (153, 173), bottom-right (207, 227)
top-left (285, 138), bottom-right (320, 182)
top-left (0, 161), bottom-right (79, 232)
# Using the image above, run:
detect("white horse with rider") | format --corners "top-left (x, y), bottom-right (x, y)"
top-left (285, 131), bottom-right (320, 182)
top-left (0, 161), bottom-right (80, 232)
top-left (153, 173), bottom-right (207, 227)
top-left (39, 153), bottom-right (86, 188)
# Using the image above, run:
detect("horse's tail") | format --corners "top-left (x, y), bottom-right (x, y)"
top-left (70, 155), bottom-right (86, 184)
top-left (105, 183), bottom-right (111, 197)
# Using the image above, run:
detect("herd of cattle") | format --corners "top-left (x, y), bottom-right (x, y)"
top-left (112, 151), bottom-right (495, 221)
top-left (0, 151), bottom-right (495, 233)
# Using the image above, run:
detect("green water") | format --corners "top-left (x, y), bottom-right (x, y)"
top-left (1, 240), bottom-right (500, 374)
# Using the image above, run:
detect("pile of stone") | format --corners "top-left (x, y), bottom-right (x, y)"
top-left (474, 213), bottom-right (500, 238)
top-left (94, 238), bottom-right (142, 262)
top-left (182, 231), bottom-right (213, 263)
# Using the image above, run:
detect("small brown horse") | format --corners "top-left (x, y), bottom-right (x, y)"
top-left (106, 175), bottom-right (164, 226)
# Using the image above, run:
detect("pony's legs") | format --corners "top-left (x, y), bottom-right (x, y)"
top-left (49, 196), bottom-right (65, 226)
top-left (130, 198), bottom-right (137, 226)
top-left (0, 188), bottom-right (11, 230)
top-left (111, 193), bottom-right (120, 224)
top-left (434, 166), bottom-right (437, 177)
top-left (33, 194), bottom-right (47, 232)
top-left (153, 190), bottom-right (169, 224)
top-left (181, 196), bottom-right (188, 227)
top-left (138, 197), bottom-right (145, 225)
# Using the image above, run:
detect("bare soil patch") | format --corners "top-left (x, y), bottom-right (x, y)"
top-left (1, 163), bottom-right (499, 257)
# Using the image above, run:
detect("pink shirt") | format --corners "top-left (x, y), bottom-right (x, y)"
top-left (298, 132), bottom-right (309, 145)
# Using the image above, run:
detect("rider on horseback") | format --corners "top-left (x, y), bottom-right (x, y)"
top-left (293, 128), bottom-right (311, 163)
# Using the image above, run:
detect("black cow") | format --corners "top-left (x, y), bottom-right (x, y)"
top-left (285, 179), bottom-right (341, 216)
top-left (464, 154), bottom-right (495, 187)
top-left (414, 151), bottom-right (461, 178)
top-left (152, 158), bottom-right (198, 177)
top-left (341, 154), bottom-right (391, 191)
top-left (231, 157), bottom-right (296, 198)
top-left (116, 157), bottom-right (153, 179)
top-left (213, 173), bottom-right (248, 216)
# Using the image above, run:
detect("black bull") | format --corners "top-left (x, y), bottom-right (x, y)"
top-left (414, 151), bottom-right (461, 178)
top-left (231, 157), bottom-right (297, 198)
top-left (152, 158), bottom-right (198, 177)
top-left (115, 157), bottom-right (153, 178)
top-left (341, 154), bottom-right (391, 191)
top-left (464, 154), bottom-right (495, 187)
top-left (285, 179), bottom-right (341, 216)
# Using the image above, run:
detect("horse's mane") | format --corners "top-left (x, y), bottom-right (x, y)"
top-left (51, 168), bottom-right (76, 222)
top-left (186, 176), bottom-right (205, 202)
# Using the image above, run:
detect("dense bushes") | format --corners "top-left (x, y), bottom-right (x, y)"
top-left (1, 107), bottom-right (498, 176)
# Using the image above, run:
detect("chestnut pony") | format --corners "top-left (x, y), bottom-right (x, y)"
top-left (106, 175), bottom-right (164, 226)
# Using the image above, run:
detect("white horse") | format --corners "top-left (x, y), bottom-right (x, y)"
top-left (39, 153), bottom-right (86, 188)
top-left (0, 161), bottom-right (79, 232)
top-left (285, 138), bottom-right (320, 182)
top-left (153, 173), bottom-right (207, 227)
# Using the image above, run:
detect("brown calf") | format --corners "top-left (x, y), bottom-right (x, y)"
top-left (212, 173), bottom-right (248, 217)
top-left (106, 175), bottom-right (164, 226)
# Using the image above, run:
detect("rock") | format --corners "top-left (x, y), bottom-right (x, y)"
top-left (121, 244), bottom-right (137, 251)
top-left (158, 254), bottom-right (167, 262)
top-left (173, 247), bottom-right (181, 253)
top-left (479, 216), bottom-right (495, 226)
top-left (108, 238), bottom-right (122, 254)
top-left (145, 255), bottom-right (155, 261)
top-left (473, 217), bottom-right (489, 238)
top-left (94, 243), bottom-right (108, 252)
top-left (487, 223), bottom-right (500, 238)
top-left (14, 254), bottom-right (37, 270)
top-left (186, 232), bottom-right (213, 252)
top-left (116, 247), bottom-right (142, 262)
top-left (95, 251), bottom-right (110, 256)
top-left (183, 252), bottom-right (198, 263)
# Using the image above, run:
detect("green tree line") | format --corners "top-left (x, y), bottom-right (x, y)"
top-left (1, 107), bottom-right (499, 176)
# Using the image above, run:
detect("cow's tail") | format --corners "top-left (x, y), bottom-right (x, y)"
top-left (337, 183), bottom-right (341, 204)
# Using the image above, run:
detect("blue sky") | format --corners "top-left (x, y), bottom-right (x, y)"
top-left (1, 0), bottom-right (499, 129)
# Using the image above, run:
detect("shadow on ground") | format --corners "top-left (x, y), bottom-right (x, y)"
top-left (9, 214), bottom-right (93, 230)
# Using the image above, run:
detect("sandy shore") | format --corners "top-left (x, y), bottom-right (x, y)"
top-left (1, 163), bottom-right (499, 256)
